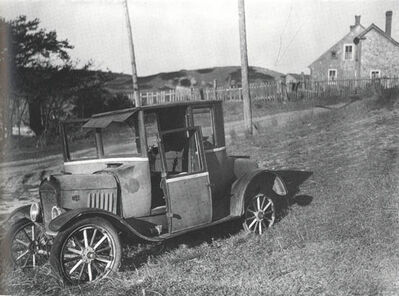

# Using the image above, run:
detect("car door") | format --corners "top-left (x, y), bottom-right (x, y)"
top-left (159, 127), bottom-right (212, 233)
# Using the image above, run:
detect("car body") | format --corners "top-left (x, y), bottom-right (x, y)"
top-left (5, 100), bottom-right (288, 283)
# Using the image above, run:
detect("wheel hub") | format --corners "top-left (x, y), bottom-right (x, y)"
top-left (28, 240), bottom-right (39, 253)
top-left (256, 211), bottom-right (265, 221)
top-left (87, 252), bottom-right (96, 260)
top-left (81, 247), bottom-right (96, 262)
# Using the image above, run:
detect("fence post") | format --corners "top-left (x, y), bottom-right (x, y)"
top-left (213, 80), bottom-right (217, 100)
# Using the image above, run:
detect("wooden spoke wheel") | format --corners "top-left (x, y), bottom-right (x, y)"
top-left (5, 219), bottom-right (50, 269)
top-left (50, 217), bottom-right (121, 284)
top-left (243, 193), bottom-right (275, 235)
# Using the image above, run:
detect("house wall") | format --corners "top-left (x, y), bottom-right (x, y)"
top-left (286, 74), bottom-right (299, 84)
top-left (360, 29), bottom-right (399, 78)
top-left (309, 26), bottom-right (364, 81)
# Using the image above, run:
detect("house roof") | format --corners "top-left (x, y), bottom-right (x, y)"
top-left (308, 24), bottom-right (366, 68)
top-left (354, 23), bottom-right (399, 47)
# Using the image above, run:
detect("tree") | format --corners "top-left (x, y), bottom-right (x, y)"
top-left (1, 15), bottom-right (75, 139)
top-left (1, 16), bottom-right (129, 145)
top-left (8, 15), bottom-right (72, 68)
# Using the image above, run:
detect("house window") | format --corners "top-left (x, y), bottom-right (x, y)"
top-left (328, 69), bottom-right (337, 82)
top-left (370, 70), bottom-right (381, 79)
top-left (331, 50), bottom-right (337, 59)
top-left (343, 44), bottom-right (354, 60)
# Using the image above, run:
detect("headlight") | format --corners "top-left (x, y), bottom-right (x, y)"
top-left (272, 176), bottom-right (287, 196)
top-left (51, 206), bottom-right (65, 220)
top-left (30, 202), bottom-right (41, 222)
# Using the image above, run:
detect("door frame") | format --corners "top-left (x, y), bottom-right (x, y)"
top-left (158, 126), bottom-right (212, 233)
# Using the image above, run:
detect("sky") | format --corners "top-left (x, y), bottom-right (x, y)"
top-left (2, 0), bottom-right (399, 76)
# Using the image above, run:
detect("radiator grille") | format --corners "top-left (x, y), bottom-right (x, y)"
top-left (39, 181), bottom-right (58, 231)
top-left (88, 192), bottom-right (116, 214)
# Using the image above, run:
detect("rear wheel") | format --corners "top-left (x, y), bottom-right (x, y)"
top-left (243, 193), bottom-right (276, 234)
top-left (4, 219), bottom-right (50, 269)
top-left (50, 217), bottom-right (122, 285)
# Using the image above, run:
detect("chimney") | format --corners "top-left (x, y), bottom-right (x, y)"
top-left (386, 11), bottom-right (392, 37)
top-left (355, 15), bottom-right (361, 25)
top-left (350, 15), bottom-right (361, 30)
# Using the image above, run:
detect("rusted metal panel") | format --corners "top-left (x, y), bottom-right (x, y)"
top-left (231, 157), bottom-right (258, 179)
top-left (53, 174), bottom-right (118, 214)
top-left (205, 147), bottom-right (234, 221)
top-left (100, 162), bottom-right (152, 218)
top-left (166, 172), bottom-right (212, 233)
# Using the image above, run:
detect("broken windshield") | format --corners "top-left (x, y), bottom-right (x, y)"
top-left (63, 113), bottom-right (141, 161)
top-left (63, 120), bottom-right (97, 160)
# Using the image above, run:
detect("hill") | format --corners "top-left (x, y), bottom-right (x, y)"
top-left (104, 66), bottom-right (284, 93)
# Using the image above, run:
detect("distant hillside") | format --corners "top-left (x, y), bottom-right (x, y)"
top-left (104, 66), bottom-right (284, 93)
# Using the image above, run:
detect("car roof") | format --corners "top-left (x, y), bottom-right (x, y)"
top-left (92, 100), bottom-right (221, 118)
top-left (81, 100), bottom-right (221, 129)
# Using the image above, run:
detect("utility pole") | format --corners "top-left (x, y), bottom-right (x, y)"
top-left (123, 0), bottom-right (147, 153)
top-left (238, 0), bottom-right (252, 135)
top-left (124, 0), bottom-right (140, 107)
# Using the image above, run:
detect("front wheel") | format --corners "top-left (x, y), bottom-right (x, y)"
top-left (3, 219), bottom-right (50, 269)
top-left (49, 217), bottom-right (122, 285)
top-left (242, 193), bottom-right (276, 235)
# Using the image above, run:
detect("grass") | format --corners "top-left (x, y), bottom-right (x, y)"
top-left (222, 93), bottom-right (347, 123)
top-left (2, 90), bottom-right (399, 295)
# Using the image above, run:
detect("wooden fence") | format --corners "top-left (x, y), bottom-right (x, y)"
top-left (127, 77), bottom-right (399, 105)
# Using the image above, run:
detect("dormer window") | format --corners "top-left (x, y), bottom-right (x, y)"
top-left (343, 44), bottom-right (354, 60)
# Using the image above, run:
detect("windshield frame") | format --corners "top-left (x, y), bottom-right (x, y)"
top-left (61, 119), bottom-right (98, 162)
top-left (61, 116), bottom-right (143, 162)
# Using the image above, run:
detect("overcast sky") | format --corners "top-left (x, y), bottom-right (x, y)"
top-left (2, 0), bottom-right (399, 76)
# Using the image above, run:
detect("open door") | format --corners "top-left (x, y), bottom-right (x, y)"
top-left (160, 127), bottom-right (212, 233)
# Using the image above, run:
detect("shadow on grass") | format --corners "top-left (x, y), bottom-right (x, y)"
top-left (292, 195), bottom-right (313, 206)
top-left (120, 220), bottom-right (242, 271)
top-left (274, 170), bottom-right (313, 197)
top-left (273, 170), bottom-right (314, 222)
top-left (120, 170), bottom-right (313, 271)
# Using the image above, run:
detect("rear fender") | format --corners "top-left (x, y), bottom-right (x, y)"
top-left (48, 208), bottom-right (162, 242)
top-left (230, 169), bottom-right (287, 217)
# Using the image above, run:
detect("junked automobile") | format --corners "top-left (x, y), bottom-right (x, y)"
top-left (4, 100), bottom-right (289, 284)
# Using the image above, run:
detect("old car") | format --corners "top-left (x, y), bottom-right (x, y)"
top-left (4, 100), bottom-right (288, 284)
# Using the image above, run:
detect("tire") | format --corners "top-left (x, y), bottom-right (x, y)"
top-left (242, 193), bottom-right (276, 235)
top-left (49, 217), bottom-right (122, 285)
top-left (3, 219), bottom-right (50, 269)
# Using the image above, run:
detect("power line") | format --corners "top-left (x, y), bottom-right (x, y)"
top-left (274, 0), bottom-right (293, 66)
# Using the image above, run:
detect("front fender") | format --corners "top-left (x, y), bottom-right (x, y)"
top-left (49, 208), bottom-right (162, 242)
top-left (5, 205), bottom-right (31, 227)
top-left (230, 169), bottom-right (287, 217)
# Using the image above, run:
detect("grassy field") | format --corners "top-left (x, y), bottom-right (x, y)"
top-left (2, 90), bottom-right (399, 295)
